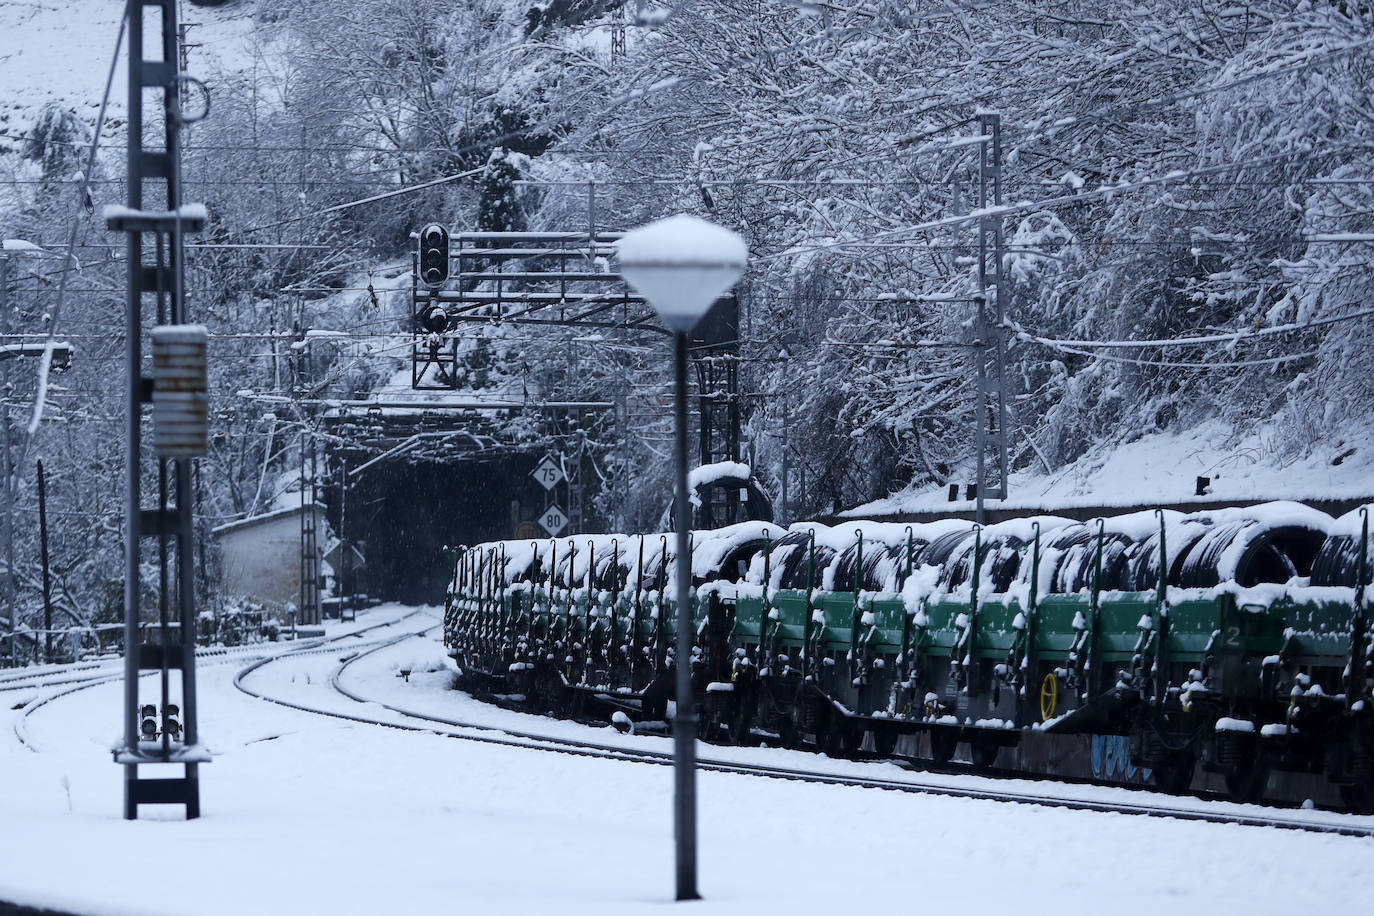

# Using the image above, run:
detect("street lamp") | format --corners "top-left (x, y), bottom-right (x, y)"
top-left (617, 214), bottom-right (747, 902)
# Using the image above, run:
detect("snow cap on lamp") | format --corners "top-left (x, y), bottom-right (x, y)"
top-left (616, 214), bottom-right (747, 333)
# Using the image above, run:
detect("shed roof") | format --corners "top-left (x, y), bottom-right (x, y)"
top-left (211, 503), bottom-right (320, 536)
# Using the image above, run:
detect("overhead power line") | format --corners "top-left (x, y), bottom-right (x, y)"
top-left (23, 5), bottom-right (125, 439)
top-left (763, 145), bottom-right (1359, 262)
top-left (1015, 34), bottom-right (1374, 139)
top-left (1025, 341), bottom-right (1317, 370)
top-left (229, 166), bottom-right (487, 236)
top-left (1010, 305), bottom-right (1374, 351)
top-left (756, 29), bottom-right (1374, 175)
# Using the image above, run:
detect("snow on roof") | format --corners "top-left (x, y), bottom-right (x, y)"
top-left (478, 533), bottom-right (639, 585)
top-left (211, 504), bottom-right (318, 536)
top-left (465, 493), bottom-right (1355, 593)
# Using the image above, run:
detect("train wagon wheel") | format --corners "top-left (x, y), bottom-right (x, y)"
top-left (872, 729), bottom-right (899, 757)
top-left (550, 682), bottom-right (573, 718)
top-left (1224, 757), bottom-right (1269, 803)
top-left (697, 709), bottom-right (719, 741)
top-left (970, 738), bottom-right (999, 770)
top-left (777, 714), bottom-right (803, 750)
top-left (821, 716), bottom-right (861, 757)
top-left (930, 728), bottom-right (957, 764)
top-left (566, 687), bottom-right (587, 721)
top-left (698, 692), bottom-right (729, 743)
top-left (760, 687), bottom-right (803, 749)
top-left (1039, 672), bottom-right (1059, 722)
top-left (725, 707), bottom-right (754, 746)
top-left (1152, 754), bottom-right (1196, 795)
top-left (1339, 782), bottom-right (1374, 815)
top-left (524, 671), bottom-right (548, 714)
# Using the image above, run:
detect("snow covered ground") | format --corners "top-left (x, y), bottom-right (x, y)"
top-left (847, 419), bottom-right (1374, 517)
top-left (2, 604), bottom-right (1371, 915)
top-left (0, 0), bottom-right (259, 125)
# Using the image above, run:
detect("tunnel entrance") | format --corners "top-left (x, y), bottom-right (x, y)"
top-left (320, 451), bottom-right (541, 605)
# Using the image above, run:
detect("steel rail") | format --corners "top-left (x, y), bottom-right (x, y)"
top-left (0, 647), bottom-right (243, 693)
top-left (2, 671), bottom-right (119, 694)
top-left (232, 628), bottom-right (1374, 840)
top-left (0, 661), bottom-right (110, 686)
top-left (13, 610), bottom-right (430, 752)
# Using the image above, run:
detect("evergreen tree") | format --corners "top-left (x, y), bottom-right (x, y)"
top-left (477, 147), bottom-right (530, 233)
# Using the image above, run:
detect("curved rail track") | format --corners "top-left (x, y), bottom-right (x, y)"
top-left (1, 661), bottom-right (112, 689)
top-left (234, 622), bottom-right (1374, 840)
top-left (11, 610), bottom-right (432, 752)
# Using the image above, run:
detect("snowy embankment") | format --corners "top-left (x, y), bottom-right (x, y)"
top-left (3, 604), bottom-right (1371, 915)
top-left (848, 420), bottom-right (1374, 517)
top-left (0, 0), bottom-right (257, 122)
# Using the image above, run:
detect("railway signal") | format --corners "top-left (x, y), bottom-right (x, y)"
top-left (418, 304), bottom-right (449, 334)
top-left (163, 704), bottom-right (182, 741)
top-left (418, 224), bottom-right (450, 288)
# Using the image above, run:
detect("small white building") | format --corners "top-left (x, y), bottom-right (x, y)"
top-left (212, 505), bottom-right (324, 608)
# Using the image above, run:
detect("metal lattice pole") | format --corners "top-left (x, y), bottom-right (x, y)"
top-left (975, 149), bottom-right (990, 524)
top-left (975, 112), bottom-right (1010, 520)
top-left (1, 256), bottom-right (13, 666)
top-left (338, 457), bottom-right (348, 614)
top-left (37, 460), bottom-right (51, 663)
top-left (985, 114), bottom-right (1010, 501)
top-left (610, 3), bottom-right (627, 63)
top-left (114, 0), bottom-right (207, 820)
top-left (299, 432), bottom-right (320, 626)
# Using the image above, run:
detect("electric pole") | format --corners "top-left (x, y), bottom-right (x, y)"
top-left (1, 256), bottom-right (13, 665)
top-left (37, 459), bottom-right (51, 663)
top-left (111, 0), bottom-right (210, 820)
top-left (975, 112), bottom-right (1010, 522)
top-left (611, 3), bottom-right (627, 64)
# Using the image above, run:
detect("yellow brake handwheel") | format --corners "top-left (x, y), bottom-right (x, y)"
top-left (1039, 672), bottom-right (1059, 721)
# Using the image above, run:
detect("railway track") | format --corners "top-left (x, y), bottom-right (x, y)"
top-left (235, 625), bottom-right (1374, 840)
top-left (0, 661), bottom-right (110, 688)
top-left (2, 647), bottom-right (253, 700)
top-left (11, 609), bottom-right (432, 752)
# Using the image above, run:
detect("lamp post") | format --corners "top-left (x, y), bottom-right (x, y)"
top-left (618, 215), bottom-right (746, 902)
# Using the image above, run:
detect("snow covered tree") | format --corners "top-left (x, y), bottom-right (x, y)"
top-left (477, 147), bottom-right (531, 233)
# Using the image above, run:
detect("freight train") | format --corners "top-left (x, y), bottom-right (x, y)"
top-left (442, 502), bottom-right (1374, 812)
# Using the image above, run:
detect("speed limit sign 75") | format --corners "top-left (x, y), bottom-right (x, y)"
top-left (532, 455), bottom-right (565, 491)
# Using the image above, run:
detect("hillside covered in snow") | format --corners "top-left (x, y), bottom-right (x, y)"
top-left (1, 1), bottom-right (1372, 634)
